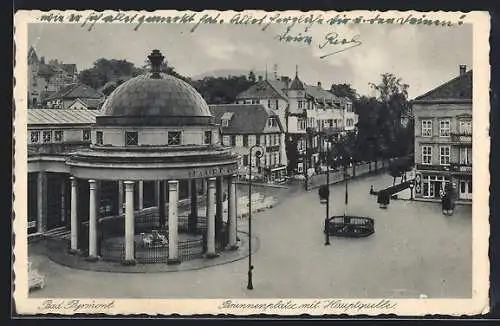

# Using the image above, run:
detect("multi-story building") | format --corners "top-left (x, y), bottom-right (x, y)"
top-left (28, 47), bottom-right (79, 109)
top-left (209, 104), bottom-right (287, 183)
top-left (235, 69), bottom-right (358, 174)
top-left (412, 65), bottom-right (472, 201)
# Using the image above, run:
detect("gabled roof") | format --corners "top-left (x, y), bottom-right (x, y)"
top-left (236, 80), bottom-right (288, 100)
top-left (28, 46), bottom-right (38, 64)
top-left (46, 83), bottom-right (104, 101)
top-left (304, 85), bottom-right (340, 103)
top-left (68, 98), bottom-right (103, 110)
top-left (38, 63), bottom-right (55, 77)
top-left (209, 104), bottom-right (284, 134)
top-left (413, 70), bottom-right (473, 103)
top-left (28, 109), bottom-right (100, 125)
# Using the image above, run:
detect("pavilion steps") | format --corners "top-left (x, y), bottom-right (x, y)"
top-left (43, 226), bottom-right (70, 241)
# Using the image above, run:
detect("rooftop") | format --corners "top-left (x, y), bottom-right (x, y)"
top-left (413, 70), bottom-right (473, 103)
top-left (46, 83), bottom-right (104, 101)
top-left (209, 104), bottom-right (283, 134)
top-left (28, 109), bottom-right (100, 126)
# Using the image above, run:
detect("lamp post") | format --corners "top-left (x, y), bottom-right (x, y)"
top-left (409, 182), bottom-right (414, 200)
top-left (325, 135), bottom-right (331, 246)
top-left (247, 144), bottom-right (264, 290)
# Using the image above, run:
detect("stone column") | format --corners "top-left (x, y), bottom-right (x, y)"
top-left (189, 179), bottom-right (198, 234)
top-left (86, 180), bottom-right (98, 261)
top-left (215, 176), bottom-right (223, 243)
top-left (206, 177), bottom-right (217, 258)
top-left (123, 181), bottom-right (136, 265)
top-left (118, 181), bottom-right (124, 215)
top-left (69, 177), bottom-right (79, 253)
top-left (138, 181), bottom-right (144, 210)
top-left (167, 180), bottom-right (180, 264)
top-left (227, 175), bottom-right (238, 250)
top-left (36, 171), bottom-right (47, 233)
top-left (61, 177), bottom-right (66, 225)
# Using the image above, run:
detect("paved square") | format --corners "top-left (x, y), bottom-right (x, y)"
top-left (29, 173), bottom-right (472, 299)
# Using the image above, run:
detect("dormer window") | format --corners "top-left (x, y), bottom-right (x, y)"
top-left (168, 131), bottom-right (181, 145)
top-left (267, 117), bottom-right (277, 128)
top-left (125, 131), bottom-right (138, 145)
top-left (221, 112), bottom-right (234, 128)
top-left (204, 131), bottom-right (212, 145)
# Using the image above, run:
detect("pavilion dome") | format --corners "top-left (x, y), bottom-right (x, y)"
top-left (100, 50), bottom-right (211, 118)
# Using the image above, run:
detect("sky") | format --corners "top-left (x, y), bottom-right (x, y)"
top-left (28, 21), bottom-right (472, 99)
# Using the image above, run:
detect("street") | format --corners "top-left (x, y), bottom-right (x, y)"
top-left (29, 172), bottom-right (472, 299)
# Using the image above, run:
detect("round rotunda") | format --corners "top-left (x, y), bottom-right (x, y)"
top-left (66, 50), bottom-right (240, 265)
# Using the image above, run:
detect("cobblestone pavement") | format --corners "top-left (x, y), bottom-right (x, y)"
top-left (29, 173), bottom-right (472, 299)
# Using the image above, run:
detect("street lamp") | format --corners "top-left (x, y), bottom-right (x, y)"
top-left (409, 182), bottom-right (414, 200)
top-left (325, 135), bottom-right (331, 246)
top-left (247, 144), bottom-right (264, 290)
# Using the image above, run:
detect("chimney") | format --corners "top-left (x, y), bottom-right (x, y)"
top-left (459, 65), bottom-right (466, 76)
top-left (258, 75), bottom-right (263, 82)
top-left (317, 81), bottom-right (322, 88)
top-left (281, 76), bottom-right (290, 89)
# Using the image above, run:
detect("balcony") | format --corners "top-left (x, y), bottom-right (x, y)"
top-left (450, 163), bottom-right (472, 173)
top-left (450, 132), bottom-right (472, 144)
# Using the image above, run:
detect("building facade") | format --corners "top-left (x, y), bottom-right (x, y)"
top-left (235, 70), bottom-right (358, 174)
top-left (209, 104), bottom-right (287, 183)
top-left (28, 47), bottom-right (79, 109)
top-left (412, 65), bottom-right (472, 201)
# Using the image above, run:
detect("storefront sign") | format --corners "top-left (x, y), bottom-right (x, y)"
top-left (187, 165), bottom-right (238, 179)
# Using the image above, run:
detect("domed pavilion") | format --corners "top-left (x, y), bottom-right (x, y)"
top-left (66, 50), bottom-right (240, 265)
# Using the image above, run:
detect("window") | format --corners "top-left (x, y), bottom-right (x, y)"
top-left (346, 119), bottom-right (354, 127)
top-left (167, 131), bottom-right (181, 145)
top-left (30, 131), bottom-right (39, 143)
top-left (266, 135), bottom-right (271, 146)
top-left (125, 131), bottom-right (139, 145)
top-left (96, 131), bottom-right (103, 145)
top-left (267, 99), bottom-right (271, 108)
top-left (42, 131), bottom-right (51, 143)
top-left (268, 118), bottom-right (277, 128)
top-left (275, 100), bottom-right (279, 109)
top-left (54, 130), bottom-right (64, 142)
top-left (460, 147), bottom-right (472, 165)
top-left (439, 119), bottom-right (451, 137)
top-left (440, 146), bottom-right (450, 165)
top-left (222, 135), bottom-right (230, 145)
top-left (422, 146), bottom-right (432, 165)
top-left (230, 135), bottom-right (236, 146)
top-left (256, 135), bottom-right (260, 145)
top-left (222, 119), bottom-right (229, 127)
top-left (243, 155), bottom-right (249, 166)
top-left (297, 119), bottom-right (306, 130)
top-left (421, 120), bottom-right (432, 137)
top-left (243, 135), bottom-right (248, 147)
top-left (204, 131), bottom-right (212, 145)
top-left (459, 120), bottom-right (472, 134)
top-left (83, 129), bottom-right (91, 141)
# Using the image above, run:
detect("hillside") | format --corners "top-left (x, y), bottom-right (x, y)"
top-left (192, 69), bottom-right (267, 80)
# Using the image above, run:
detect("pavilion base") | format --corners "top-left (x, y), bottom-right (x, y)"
top-left (122, 259), bottom-right (137, 266)
top-left (226, 244), bottom-right (239, 251)
top-left (167, 258), bottom-right (181, 265)
top-left (68, 248), bottom-right (81, 255)
top-left (85, 255), bottom-right (99, 262)
top-left (205, 252), bottom-right (220, 259)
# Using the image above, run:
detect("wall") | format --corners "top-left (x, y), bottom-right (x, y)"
top-left (28, 125), bottom-right (92, 144)
top-left (94, 125), bottom-right (220, 147)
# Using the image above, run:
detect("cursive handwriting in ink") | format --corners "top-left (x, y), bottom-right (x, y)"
top-left (318, 32), bottom-right (362, 59)
top-left (277, 26), bottom-right (313, 46)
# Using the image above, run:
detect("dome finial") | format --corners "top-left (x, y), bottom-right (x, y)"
top-left (148, 49), bottom-right (165, 78)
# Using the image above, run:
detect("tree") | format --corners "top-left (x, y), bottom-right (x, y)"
top-left (78, 58), bottom-right (143, 90)
top-left (330, 83), bottom-right (358, 101)
top-left (191, 75), bottom-right (254, 104)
